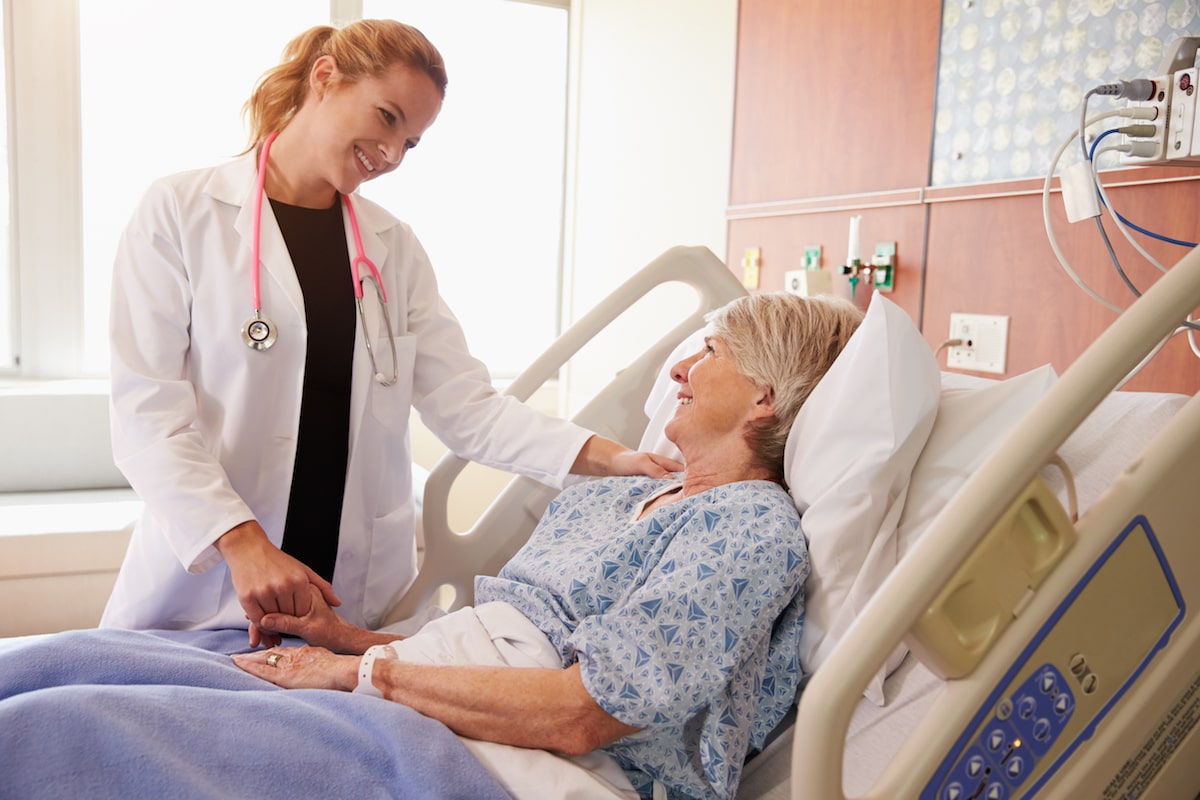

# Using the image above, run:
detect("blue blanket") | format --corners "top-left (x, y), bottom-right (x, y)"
top-left (0, 628), bottom-right (511, 799)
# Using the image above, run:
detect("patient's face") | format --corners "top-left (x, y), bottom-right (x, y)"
top-left (664, 337), bottom-right (762, 454)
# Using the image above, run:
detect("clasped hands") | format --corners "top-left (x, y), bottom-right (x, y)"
top-left (232, 584), bottom-right (385, 691)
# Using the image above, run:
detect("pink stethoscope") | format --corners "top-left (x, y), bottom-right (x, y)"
top-left (240, 131), bottom-right (398, 387)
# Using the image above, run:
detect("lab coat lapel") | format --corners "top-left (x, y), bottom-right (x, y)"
top-left (214, 153), bottom-right (305, 325)
top-left (246, 205), bottom-right (305, 324)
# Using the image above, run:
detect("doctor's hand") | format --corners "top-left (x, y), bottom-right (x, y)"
top-left (215, 520), bottom-right (342, 648)
top-left (257, 584), bottom-right (399, 655)
top-left (571, 435), bottom-right (684, 479)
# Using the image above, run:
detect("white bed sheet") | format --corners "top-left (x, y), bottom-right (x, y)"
top-left (735, 386), bottom-right (1189, 798)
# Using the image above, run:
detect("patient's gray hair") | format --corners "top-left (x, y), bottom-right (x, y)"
top-left (707, 292), bottom-right (863, 480)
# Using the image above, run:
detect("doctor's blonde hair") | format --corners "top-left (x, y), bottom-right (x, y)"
top-left (242, 19), bottom-right (448, 151)
top-left (708, 293), bottom-right (863, 479)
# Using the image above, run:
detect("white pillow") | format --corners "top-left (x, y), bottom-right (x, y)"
top-left (896, 366), bottom-right (1059, 562)
top-left (784, 293), bottom-right (940, 705)
top-left (638, 294), bottom-right (940, 706)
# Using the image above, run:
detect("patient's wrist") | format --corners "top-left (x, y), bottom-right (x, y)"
top-left (353, 644), bottom-right (398, 697)
top-left (347, 629), bottom-right (404, 655)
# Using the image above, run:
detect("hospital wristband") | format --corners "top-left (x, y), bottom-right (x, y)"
top-left (354, 644), bottom-right (391, 698)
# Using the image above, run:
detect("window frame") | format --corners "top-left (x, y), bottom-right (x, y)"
top-left (5, 0), bottom-right (84, 378)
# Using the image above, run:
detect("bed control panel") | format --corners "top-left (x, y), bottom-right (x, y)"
top-left (937, 664), bottom-right (1075, 799)
top-left (922, 517), bottom-right (1182, 800)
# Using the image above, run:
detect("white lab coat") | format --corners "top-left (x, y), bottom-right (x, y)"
top-left (101, 151), bottom-right (591, 632)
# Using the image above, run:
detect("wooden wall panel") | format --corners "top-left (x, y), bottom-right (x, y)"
top-left (727, 204), bottom-right (927, 322)
top-left (727, 0), bottom-right (1199, 396)
top-left (730, 0), bottom-right (941, 203)
top-left (923, 179), bottom-right (1200, 393)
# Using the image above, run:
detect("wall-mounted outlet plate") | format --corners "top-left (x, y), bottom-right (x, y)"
top-left (784, 269), bottom-right (833, 297)
top-left (947, 312), bottom-right (1009, 375)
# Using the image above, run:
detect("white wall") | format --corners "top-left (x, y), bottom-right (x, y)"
top-left (560, 0), bottom-right (738, 417)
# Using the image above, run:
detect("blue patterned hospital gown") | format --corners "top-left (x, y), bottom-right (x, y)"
top-left (474, 476), bottom-right (808, 800)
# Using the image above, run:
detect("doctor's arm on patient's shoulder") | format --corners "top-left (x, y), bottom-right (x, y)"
top-left (214, 521), bottom-right (342, 649)
top-left (571, 435), bottom-right (683, 480)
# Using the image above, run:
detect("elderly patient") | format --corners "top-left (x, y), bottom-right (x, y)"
top-left (0, 292), bottom-right (862, 800)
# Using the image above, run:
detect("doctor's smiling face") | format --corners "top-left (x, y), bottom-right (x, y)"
top-left (307, 56), bottom-right (443, 197)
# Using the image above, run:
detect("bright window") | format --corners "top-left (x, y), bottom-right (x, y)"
top-left (72, 0), bottom-right (566, 380)
top-left (360, 0), bottom-right (568, 377)
top-left (78, 0), bottom-right (328, 374)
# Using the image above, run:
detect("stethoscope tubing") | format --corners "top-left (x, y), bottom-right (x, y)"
top-left (244, 131), bottom-right (398, 386)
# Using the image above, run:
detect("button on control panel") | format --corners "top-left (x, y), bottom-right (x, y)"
top-left (937, 664), bottom-right (1075, 799)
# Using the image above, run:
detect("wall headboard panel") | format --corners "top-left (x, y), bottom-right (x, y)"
top-left (730, 0), bottom-right (940, 203)
top-left (922, 176), bottom-right (1200, 393)
top-left (728, 0), bottom-right (1200, 395)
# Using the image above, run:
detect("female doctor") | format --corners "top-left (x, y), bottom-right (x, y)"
top-left (101, 19), bottom-right (680, 647)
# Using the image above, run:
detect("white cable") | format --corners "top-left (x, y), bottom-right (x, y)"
top-left (1091, 144), bottom-right (1200, 359)
top-left (1042, 107), bottom-right (1162, 314)
top-left (1090, 144), bottom-right (1169, 274)
top-left (1047, 107), bottom-right (1200, 366)
top-left (1043, 123), bottom-right (1124, 313)
top-left (1114, 326), bottom-right (1182, 389)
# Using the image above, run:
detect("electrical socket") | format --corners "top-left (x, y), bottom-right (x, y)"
top-left (946, 313), bottom-right (1009, 375)
top-left (784, 269), bottom-right (832, 297)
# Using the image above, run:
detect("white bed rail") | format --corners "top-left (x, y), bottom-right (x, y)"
top-left (385, 246), bottom-right (747, 625)
top-left (792, 244), bottom-right (1200, 799)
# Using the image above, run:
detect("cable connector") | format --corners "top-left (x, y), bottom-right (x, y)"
top-left (1117, 123), bottom-right (1158, 138)
top-left (934, 338), bottom-right (963, 356)
top-left (1092, 79), bottom-right (1158, 101)
top-left (1122, 140), bottom-right (1161, 158)
top-left (1118, 105), bottom-right (1159, 121)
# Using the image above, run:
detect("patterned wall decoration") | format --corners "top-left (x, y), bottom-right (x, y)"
top-left (931, 0), bottom-right (1199, 185)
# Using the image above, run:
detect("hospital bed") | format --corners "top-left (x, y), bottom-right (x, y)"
top-left (389, 243), bottom-right (1200, 799)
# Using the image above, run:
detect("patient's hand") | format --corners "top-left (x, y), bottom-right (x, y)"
top-left (257, 585), bottom-right (372, 654)
top-left (233, 646), bottom-right (357, 692)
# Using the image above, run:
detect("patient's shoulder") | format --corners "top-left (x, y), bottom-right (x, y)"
top-left (705, 479), bottom-right (798, 515)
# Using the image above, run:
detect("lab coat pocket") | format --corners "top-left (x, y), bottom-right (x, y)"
top-left (362, 503), bottom-right (420, 627)
top-left (369, 334), bottom-right (417, 429)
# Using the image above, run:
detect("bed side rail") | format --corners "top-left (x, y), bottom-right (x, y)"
top-left (384, 245), bottom-right (746, 626)
top-left (791, 244), bottom-right (1200, 799)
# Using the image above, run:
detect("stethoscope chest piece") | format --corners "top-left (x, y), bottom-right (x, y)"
top-left (242, 311), bottom-right (278, 351)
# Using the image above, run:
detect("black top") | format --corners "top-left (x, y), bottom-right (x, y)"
top-left (272, 197), bottom-right (354, 583)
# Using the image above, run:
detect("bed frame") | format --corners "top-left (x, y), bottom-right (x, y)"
top-left (795, 243), bottom-right (1200, 799)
